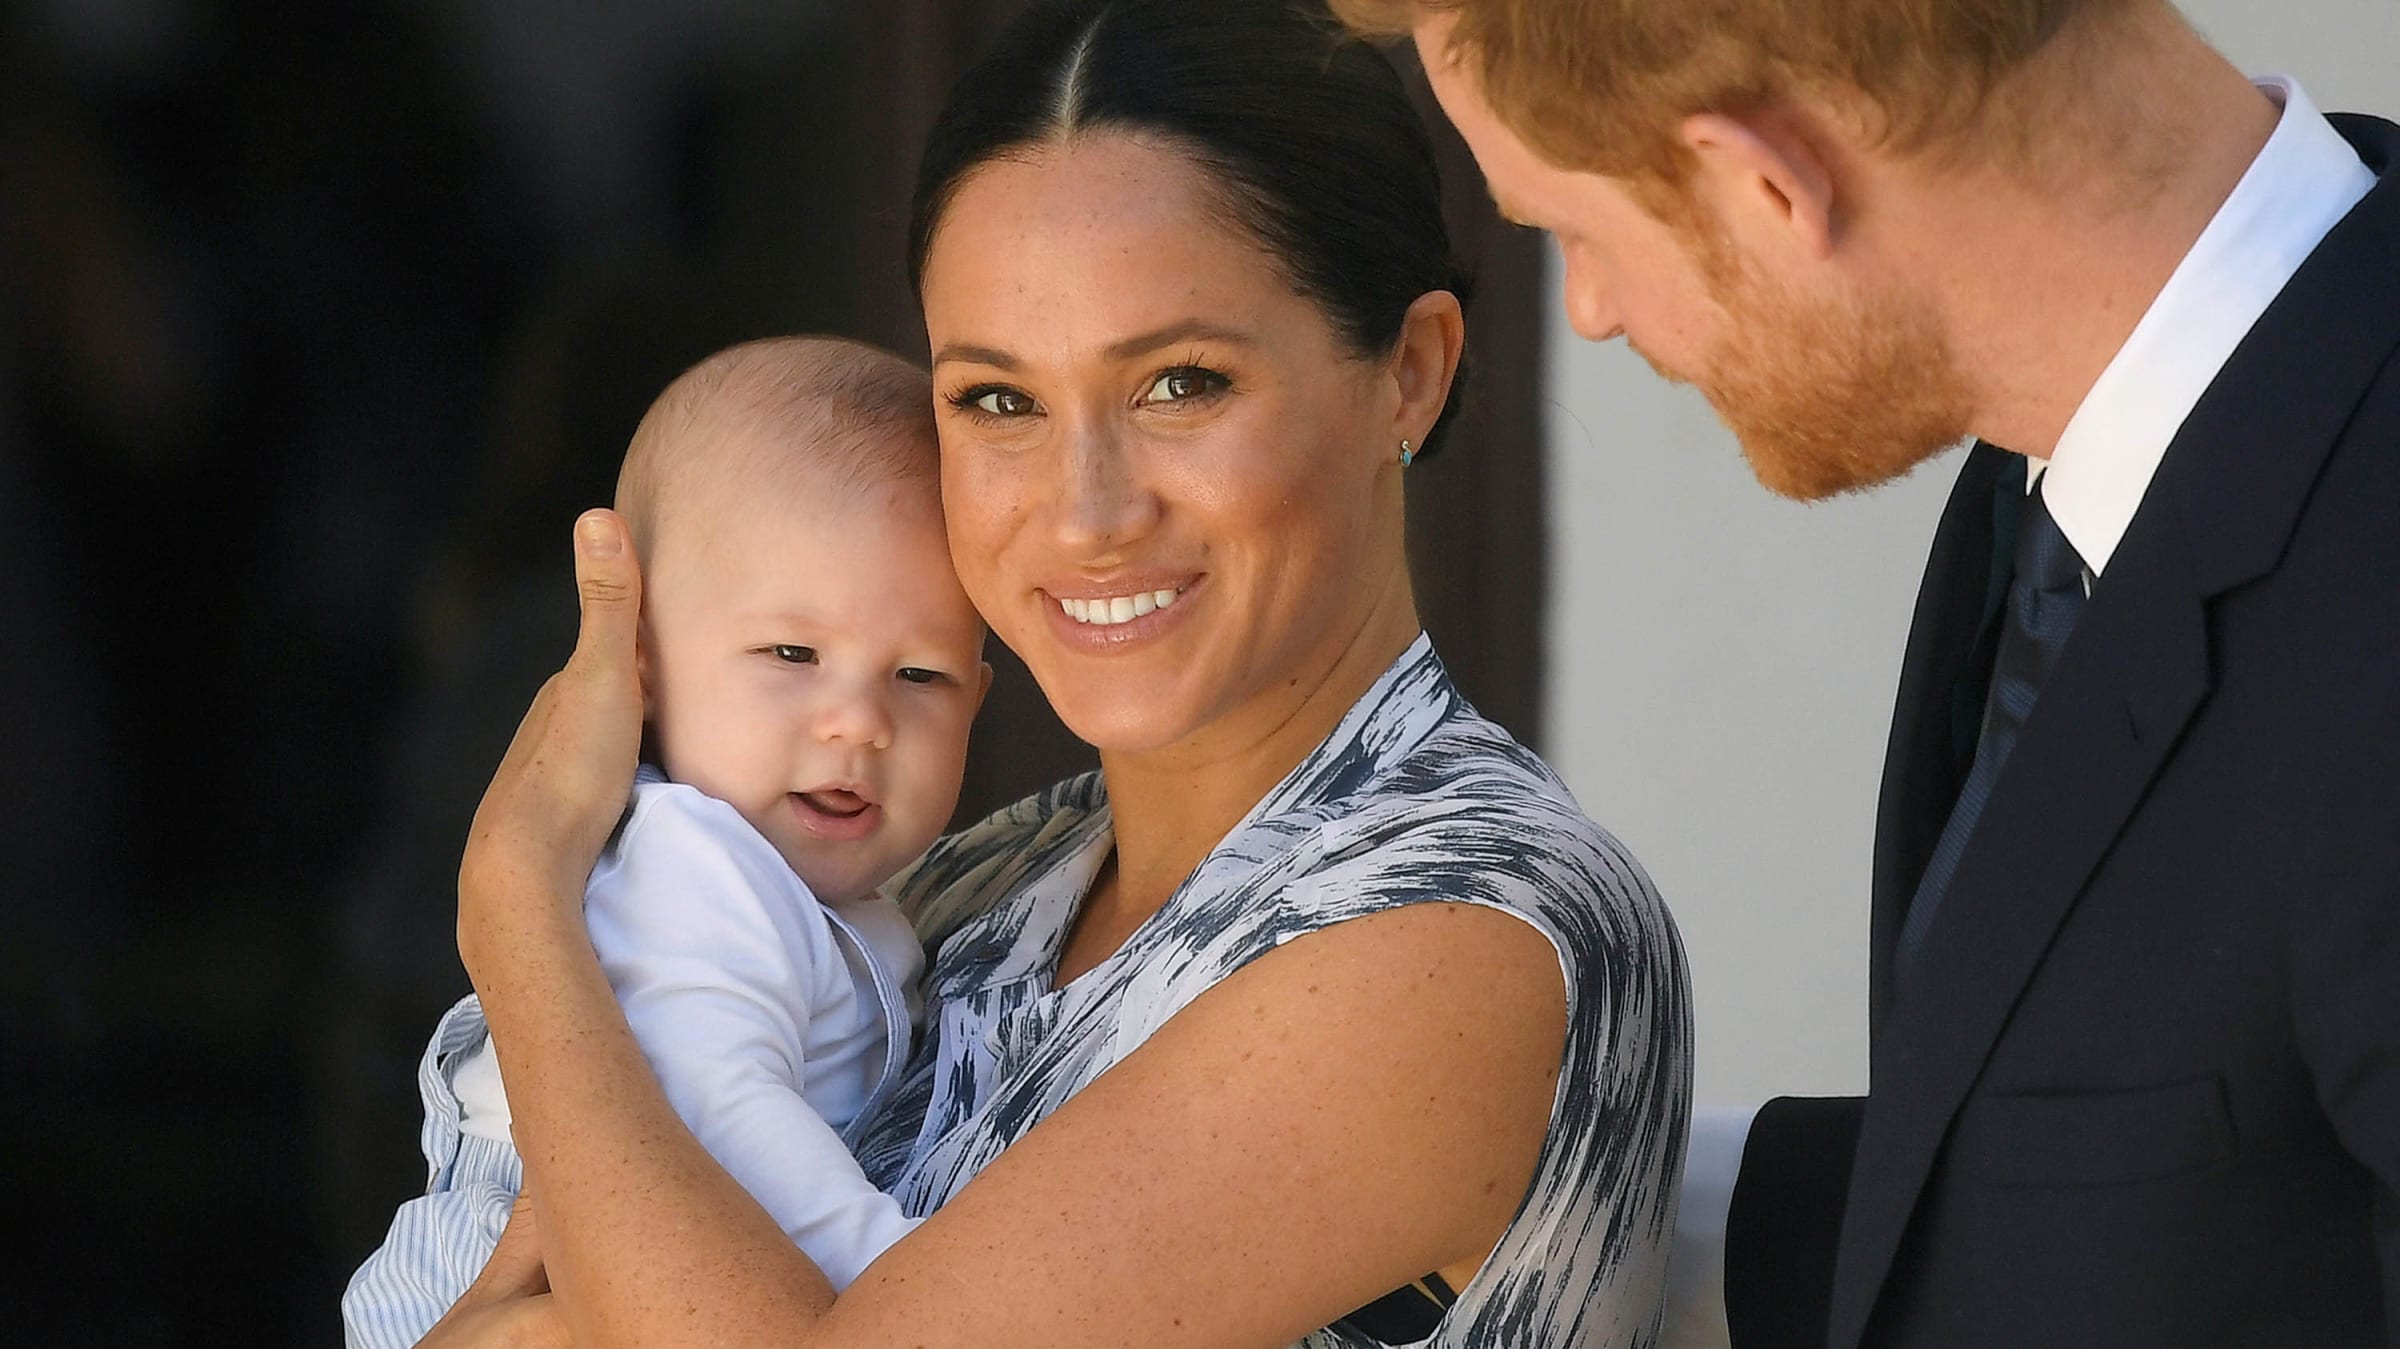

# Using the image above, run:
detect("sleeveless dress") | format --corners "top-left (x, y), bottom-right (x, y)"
top-left (854, 636), bottom-right (1692, 1346)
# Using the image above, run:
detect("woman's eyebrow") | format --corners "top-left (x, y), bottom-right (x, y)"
top-left (932, 342), bottom-right (1019, 370)
top-left (1105, 319), bottom-right (1255, 361)
top-left (934, 320), bottom-right (1257, 372)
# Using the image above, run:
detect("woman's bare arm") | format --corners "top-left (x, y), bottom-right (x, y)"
top-left (446, 511), bottom-right (1568, 1348)
top-left (813, 900), bottom-right (1566, 1348)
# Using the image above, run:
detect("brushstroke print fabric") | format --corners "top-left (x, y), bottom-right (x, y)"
top-left (855, 635), bottom-right (1692, 1346)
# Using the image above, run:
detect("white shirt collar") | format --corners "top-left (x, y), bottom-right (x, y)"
top-left (2032, 76), bottom-right (2376, 575)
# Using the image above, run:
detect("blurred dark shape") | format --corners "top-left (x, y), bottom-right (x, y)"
top-left (2, 0), bottom-right (547, 1339)
top-left (307, 251), bottom-right (726, 1276)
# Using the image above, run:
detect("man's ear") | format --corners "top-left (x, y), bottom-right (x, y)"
top-left (1680, 110), bottom-right (1838, 260)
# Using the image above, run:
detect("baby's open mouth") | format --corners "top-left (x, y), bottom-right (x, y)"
top-left (797, 788), bottom-right (871, 819)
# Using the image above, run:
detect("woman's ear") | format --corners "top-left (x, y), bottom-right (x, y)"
top-left (1390, 289), bottom-right (1466, 453)
top-left (1679, 109), bottom-right (1838, 261)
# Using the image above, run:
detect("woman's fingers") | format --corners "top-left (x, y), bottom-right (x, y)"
top-left (416, 1192), bottom-right (564, 1349)
top-left (569, 508), bottom-right (642, 695)
top-left (484, 1188), bottom-right (552, 1298)
top-left (549, 508), bottom-right (648, 829)
top-left (556, 508), bottom-right (645, 774)
top-left (458, 511), bottom-right (649, 967)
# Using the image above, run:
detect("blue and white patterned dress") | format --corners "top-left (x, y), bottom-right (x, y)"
top-left (855, 636), bottom-right (1691, 1346)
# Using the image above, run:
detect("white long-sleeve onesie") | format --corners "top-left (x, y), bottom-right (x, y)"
top-left (342, 771), bottom-right (925, 1348)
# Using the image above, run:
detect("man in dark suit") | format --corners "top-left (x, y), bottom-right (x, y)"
top-left (1333, 0), bottom-right (2400, 1343)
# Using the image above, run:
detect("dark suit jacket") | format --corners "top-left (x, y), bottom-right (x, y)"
top-left (1724, 113), bottom-right (2400, 1349)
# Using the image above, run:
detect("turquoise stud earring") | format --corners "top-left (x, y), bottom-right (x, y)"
top-left (1398, 438), bottom-right (1416, 467)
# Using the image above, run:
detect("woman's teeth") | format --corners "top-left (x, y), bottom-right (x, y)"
top-left (1058, 588), bottom-right (1181, 626)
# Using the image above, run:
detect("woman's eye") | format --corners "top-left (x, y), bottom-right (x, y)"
top-left (1141, 366), bottom-right (1229, 405)
top-left (896, 667), bottom-right (947, 686)
top-left (956, 386), bottom-right (1037, 418)
top-left (769, 644), bottom-right (817, 665)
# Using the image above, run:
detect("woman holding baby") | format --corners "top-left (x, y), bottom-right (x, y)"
top-left (428, 1), bottom-right (1689, 1345)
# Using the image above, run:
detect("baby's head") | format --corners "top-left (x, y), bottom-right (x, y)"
top-left (616, 336), bottom-right (989, 905)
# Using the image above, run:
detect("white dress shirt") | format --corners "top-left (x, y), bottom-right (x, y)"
top-left (2035, 76), bottom-right (2375, 572)
top-left (1662, 76), bottom-right (2378, 1349)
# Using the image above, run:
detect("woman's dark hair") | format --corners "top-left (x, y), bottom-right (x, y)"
top-left (908, 0), bottom-right (1473, 457)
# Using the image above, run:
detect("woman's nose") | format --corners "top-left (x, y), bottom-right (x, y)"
top-left (1049, 417), bottom-right (1160, 555)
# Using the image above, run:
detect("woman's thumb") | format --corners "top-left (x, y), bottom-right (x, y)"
top-left (570, 509), bottom-right (641, 669)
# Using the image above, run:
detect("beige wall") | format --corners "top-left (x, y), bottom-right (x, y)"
top-left (1536, 0), bottom-right (2400, 1105)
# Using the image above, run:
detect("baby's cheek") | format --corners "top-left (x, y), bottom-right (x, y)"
top-left (886, 772), bottom-right (951, 849)
top-left (881, 754), bottom-right (957, 852)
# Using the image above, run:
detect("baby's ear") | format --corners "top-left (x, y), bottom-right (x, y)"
top-left (633, 617), bottom-right (658, 720)
top-left (973, 661), bottom-right (995, 714)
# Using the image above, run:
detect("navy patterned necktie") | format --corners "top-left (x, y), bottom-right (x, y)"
top-left (1895, 472), bottom-right (2091, 973)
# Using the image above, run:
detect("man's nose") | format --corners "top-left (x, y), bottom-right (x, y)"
top-left (1562, 258), bottom-right (1625, 343)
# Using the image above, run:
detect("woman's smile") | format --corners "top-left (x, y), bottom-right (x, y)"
top-left (1040, 572), bottom-right (1204, 651)
top-left (923, 135), bottom-right (1428, 754)
top-left (1053, 586), bottom-right (1181, 627)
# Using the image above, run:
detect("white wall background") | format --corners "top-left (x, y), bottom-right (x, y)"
top-left (1537, 0), bottom-right (2400, 1105)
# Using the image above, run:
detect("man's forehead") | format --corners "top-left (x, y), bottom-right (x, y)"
top-left (1406, 38), bottom-right (1551, 224)
top-left (1409, 15), bottom-right (1494, 146)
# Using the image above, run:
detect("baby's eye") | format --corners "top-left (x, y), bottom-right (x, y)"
top-left (896, 667), bottom-right (948, 686)
top-left (952, 385), bottom-right (1038, 418)
top-left (1139, 366), bottom-right (1230, 405)
top-left (769, 644), bottom-right (817, 665)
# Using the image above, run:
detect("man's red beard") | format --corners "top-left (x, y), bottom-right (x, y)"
top-left (1638, 229), bottom-right (1976, 502)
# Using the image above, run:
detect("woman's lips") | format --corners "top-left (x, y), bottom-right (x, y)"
top-left (1041, 575), bottom-right (1202, 652)
top-left (789, 790), bottom-right (881, 841)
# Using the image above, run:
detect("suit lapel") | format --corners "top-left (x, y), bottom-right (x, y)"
top-left (1829, 112), bottom-right (2400, 1349)
top-left (1867, 446), bottom-right (2018, 1025)
top-left (1831, 512), bottom-right (2213, 1349)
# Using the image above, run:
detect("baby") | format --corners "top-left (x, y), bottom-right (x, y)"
top-left (343, 336), bottom-right (989, 1347)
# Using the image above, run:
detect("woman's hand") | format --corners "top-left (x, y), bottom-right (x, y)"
top-left (419, 1190), bottom-right (567, 1349)
top-left (458, 509), bottom-right (646, 979)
